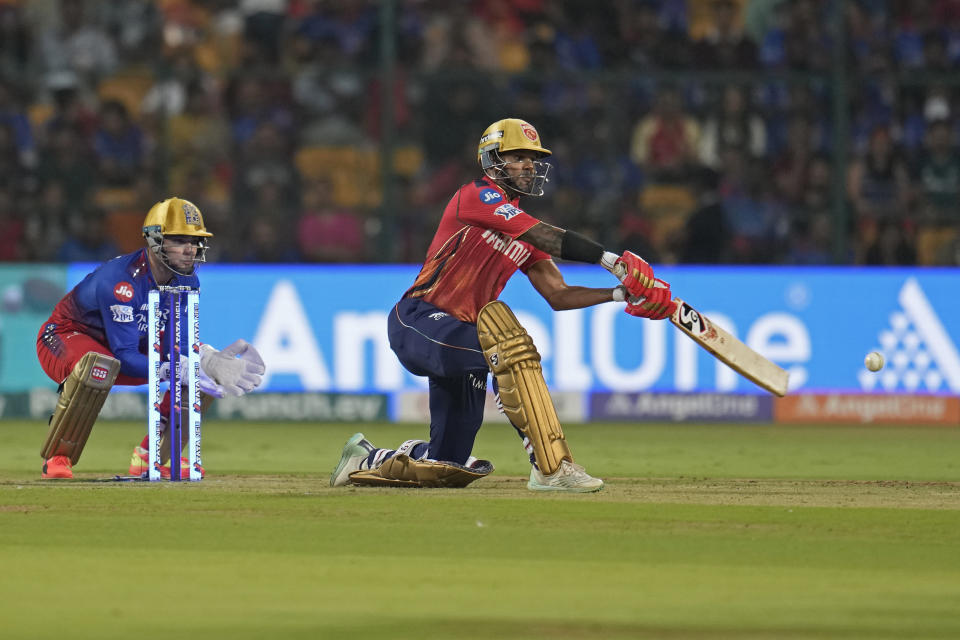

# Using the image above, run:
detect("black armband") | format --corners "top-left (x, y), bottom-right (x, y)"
top-left (560, 230), bottom-right (604, 263)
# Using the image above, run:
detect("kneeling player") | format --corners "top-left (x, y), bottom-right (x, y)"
top-left (330, 119), bottom-right (675, 492)
top-left (36, 197), bottom-right (265, 479)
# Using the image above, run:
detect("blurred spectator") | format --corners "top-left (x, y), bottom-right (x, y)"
top-left (241, 0), bottom-right (289, 66)
top-left (23, 181), bottom-right (71, 261)
top-left (166, 81), bottom-right (231, 173)
top-left (239, 217), bottom-right (301, 262)
top-left (681, 167), bottom-right (732, 263)
top-left (292, 0), bottom-right (378, 65)
top-left (694, 0), bottom-right (759, 69)
top-left (618, 2), bottom-right (690, 68)
top-left (92, 100), bottom-right (146, 186)
top-left (847, 126), bottom-right (911, 223)
top-left (141, 49), bottom-right (212, 119)
top-left (771, 113), bottom-right (817, 204)
top-left (720, 148), bottom-right (789, 262)
top-left (698, 85), bottom-right (767, 168)
top-left (0, 189), bottom-right (25, 260)
top-left (37, 0), bottom-right (118, 83)
top-left (0, 81), bottom-right (35, 168)
top-left (914, 118), bottom-right (960, 264)
top-left (233, 122), bottom-right (299, 208)
top-left (630, 86), bottom-right (700, 181)
top-left (421, 2), bottom-right (493, 70)
top-left (783, 0), bottom-right (831, 70)
top-left (860, 221), bottom-right (917, 265)
top-left (37, 124), bottom-right (96, 205)
top-left (0, 121), bottom-right (32, 196)
top-left (0, 3), bottom-right (31, 84)
top-left (41, 70), bottom-right (98, 144)
top-left (296, 178), bottom-right (366, 262)
top-left (789, 154), bottom-right (835, 264)
top-left (55, 207), bottom-right (121, 262)
top-left (225, 76), bottom-right (293, 147)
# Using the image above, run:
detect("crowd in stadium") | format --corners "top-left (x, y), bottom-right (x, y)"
top-left (0, 0), bottom-right (958, 266)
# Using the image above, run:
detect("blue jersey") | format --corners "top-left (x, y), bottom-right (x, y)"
top-left (48, 249), bottom-right (199, 378)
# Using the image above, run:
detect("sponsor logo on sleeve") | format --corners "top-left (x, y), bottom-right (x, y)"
top-left (478, 188), bottom-right (503, 205)
top-left (110, 304), bottom-right (134, 323)
top-left (113, 281), bottom-right (134, 302)
top-left (494, 203), bottom-right (522, 220)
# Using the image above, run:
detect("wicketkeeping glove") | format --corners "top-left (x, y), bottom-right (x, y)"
top-left (158, 355), bottom-right (226, 398)
top-left (199, 339), bottom-right (266, 397)
top-left (624, 279), bottom-right (677, 320)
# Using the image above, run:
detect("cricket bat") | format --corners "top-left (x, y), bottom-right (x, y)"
top-left (604, 255), bottom-right (789, 397)
top-left (667, 298), bottom-right (789, 396)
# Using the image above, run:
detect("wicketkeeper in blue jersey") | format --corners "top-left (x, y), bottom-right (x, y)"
top-left (36, 197), bottom-right (266, 479)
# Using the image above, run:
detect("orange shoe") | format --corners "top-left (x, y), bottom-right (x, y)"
top-left (128, 446), bottom-right (204, 479)
top-left (42, 455), bottom-right (73, 479)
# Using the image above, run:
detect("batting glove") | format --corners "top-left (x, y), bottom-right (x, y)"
top-left (624, 279), bottom-right (677, 320)
top-left (615, 251), bottom-right (657, 299)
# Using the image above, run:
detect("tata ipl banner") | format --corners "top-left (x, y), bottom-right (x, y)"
top-left (53, 264), bottom-right (958, 396)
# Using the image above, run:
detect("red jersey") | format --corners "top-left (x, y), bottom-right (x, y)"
top-left (404, 177), bottom-right (551, 323)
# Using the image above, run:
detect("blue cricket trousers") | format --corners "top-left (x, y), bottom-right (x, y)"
top-left (387, 297), bottom-right (491, 464)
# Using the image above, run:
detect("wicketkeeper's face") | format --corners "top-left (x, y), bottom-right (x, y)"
top-left (163, 235), bottom-right (203, 272)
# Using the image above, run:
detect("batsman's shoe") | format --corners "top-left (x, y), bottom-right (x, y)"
top-left (41, 455), bottom-right (74, 479)
top-left (128, 446), bottom-right (205, 479)
top-left (330, 432), bottom-right (376, 487)
top-left (527, 460), bottom-right (604, 493)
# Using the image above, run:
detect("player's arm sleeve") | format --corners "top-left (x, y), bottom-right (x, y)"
top-left (97, 282), bottom-right (149, 378)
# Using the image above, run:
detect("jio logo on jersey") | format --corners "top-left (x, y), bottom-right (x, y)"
top-left (478, 188), bottom-right (503, 205)
top-left (113, 281), bottom-right (134, 302)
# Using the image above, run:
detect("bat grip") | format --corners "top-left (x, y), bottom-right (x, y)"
top-left (602, 251), bottom-right (667, 304)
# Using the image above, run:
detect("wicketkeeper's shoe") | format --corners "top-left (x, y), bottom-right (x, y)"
top-left (527, 460), bottom-right (604, 493)
top-left (128, 446), bottom-right (205, 479)
top-left (330, 432), bottom-right (376, 487)
top-left (41, 455), bottom-right (73, 479)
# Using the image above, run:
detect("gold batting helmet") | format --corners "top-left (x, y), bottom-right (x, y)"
top-left (142, 197), bottom-right (212, 275)
top-left (477, 119), bottom-right (552, 196)
top-left (477, 118), bottom-right (551, 168)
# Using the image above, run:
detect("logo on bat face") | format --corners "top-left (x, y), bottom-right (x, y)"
top-left (676, 302), bottom-right (706, 334)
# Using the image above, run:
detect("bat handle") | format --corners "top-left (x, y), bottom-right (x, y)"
top-left (600, 251), bottom-right (625, 278)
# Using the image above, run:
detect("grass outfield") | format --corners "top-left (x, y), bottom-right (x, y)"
top-left (1, 420), bottom-right (959, 639)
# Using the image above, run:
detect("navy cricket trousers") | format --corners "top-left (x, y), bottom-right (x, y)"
top-left (387, 297), bottom-right (490, 464)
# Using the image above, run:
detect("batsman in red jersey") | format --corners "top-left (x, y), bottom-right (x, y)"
top-left (331, 119), bottom-right (676, 492)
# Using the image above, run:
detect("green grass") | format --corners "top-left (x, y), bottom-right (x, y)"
top-left (2, 421), bottom-right (959, 639)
